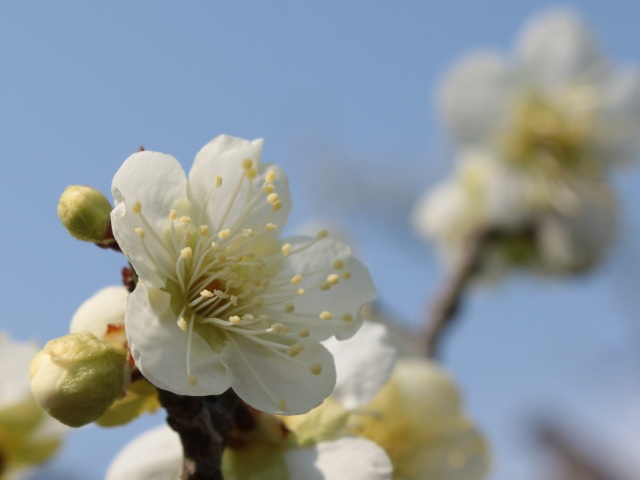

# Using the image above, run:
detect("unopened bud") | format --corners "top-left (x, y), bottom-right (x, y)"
top-left (57, 185), bottom-right (112, 243)
top-left (30, 332), bottom-right (128, 427)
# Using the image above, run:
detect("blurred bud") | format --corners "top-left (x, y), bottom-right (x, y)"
top-left (29, 332), bottom-right (128, 427)
top-left (57, 185), bottom-right (112, 243)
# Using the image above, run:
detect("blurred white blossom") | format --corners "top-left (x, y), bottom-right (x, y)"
top-left (110, 134), bottom-right (376, 414)
top-left (0, 334), bottom-right (65, 479)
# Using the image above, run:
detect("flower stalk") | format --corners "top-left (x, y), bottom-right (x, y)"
top-left (157, 389), bottom-right (238, 480)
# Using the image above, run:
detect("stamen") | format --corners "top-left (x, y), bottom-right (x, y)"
top-left (242, 158), bottom-right (253, 169)
top-left (218, 229), bottom-right (231, 239)
top-left (263, 184), bottom-right (275, 194)
top-left (267, 193), bottom-right (279, 205)
top-left (281, 244), bottom-right (291, 256)
top-left (229, 316), bottom-right (242, 325)
top-left (169, 209), bottom-right (178, 221)
top-left (135, 227), bottom-right (145, 238)
top-left (200, 289), bottom-right (214, 298)
top-left (266, 170), bottom-right (276, 183)
top-left (327, 274), bottom-right (340, 286)
top-left (291, 274), bottom-right (303, 284)
top-left (341, 313), bottom-right (354, 322)
top-left (177, 318), bottom-right (187, 331)
top-left (309, 363), bottom-right (323, 375)
top-left (266, 223), bottom-right (277, 231)
top-left (243, 229), bottom-right (254, 237)
top-left (341, 271), bottom-right (352, 279)
top-left (278, 399), bottom-right (287, 411)
top-left (180, 216), bottom-right (192, 224)
top-left (284, 302), bottom-right (295, 313)
top-left (199, 225), bottom-right (210, 237)
top-left (298, 327), bottom-right (310, 338)
top-left (319, 311), bottom-right (333, 320)
top-left (211, 241), bottom-right (219, 252)
top-left (316, 229), bottom-right (328, 239)
top-left (245, 168), bottom-right (257, 179)
top-left (132, 202), bottom-right (142, 214)
top-left (271, 201), bottom-right (282, 212)
top-left (332, 259), bottom-right (345, 270)
top-left (181, 247), bottom-right (193, 259)
top-left (187, 374), bottom-right (198, 386)
top-left (297, 288), bottom-right (306, 295)
top-left (320, 282), bottom-right (331, 291)
top-left (215, 175), bottom-right (223, 187)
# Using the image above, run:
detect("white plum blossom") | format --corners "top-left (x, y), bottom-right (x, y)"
top-left (440, 9), bottom-right (640, 176)
top-left (0, 334), bottom-right (65, 479)
top-left (412, 149), bottom-right (617, 274)
top-left (110, 134), bottom-right (376, 414)
top-left (416, 10), bottom-right (638, 275)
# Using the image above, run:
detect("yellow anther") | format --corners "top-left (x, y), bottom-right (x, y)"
top-left (218, 229), bottom-right (230, 238)
top-left (263, 184), bottom-right (275, 194)
top-left (242, 314), bottom-right (255, 322)
top-left (341, 313), bottom-right (354, 322)
top-left (181, 247), bottom-right (193, 259)
top-left (332, 259), bottom-right (345, 270)
top-left (230, 295), bottom-right (238, 306)
top-left (327, 274), bottom-right (340, 286)
top-left (214, 289), bottom-right (229, 299)
top-left (183, 230), bottom-right (192, 240)
top-left (297, 288), bottom-right (306, 295)
top-left (266, 223), bottom-right (277, 231)
top-left (271, 200), bottom-right (282, 212)
top-left (285, 302), bottom-right (295, 313)
top-left (319, 311), bottom-right (333, 320)
top-left (309, 363), bottom-right (323, 375)
top-left (200, 289), bottom-right (214, 298)
top-left (215, 175), bottom-right (223, 187)
top-left (266, 170), bottom-right (276, 183)
top-left (169, 209), bottom-right (178, 221)
top-left (187, 375), bottom-right (198, 386)
top-left (270, 323), bottom-right (284, 333)
top-left (211, 241), bottom-right (219, 252)
top-left (287, 343), bottom-right (304, 357)
top-left (243, 229), bottom-right (254, 237)
top-left (242, 158), bottom-right (253, 169)
top-left (132, 202), bottom-right (142, 214)
top-left (177, 318), bottom-right (187, 331)
top-left (298, 327), bottom-right (310, 338)
top-left (291, 274), bottom-right (303, 284)
top-left (341, 271), bottom-right (352, 279)
top-left (267, 193), bottom-right (279, 204)
top-left (199, 225), bottom-right (210, 237)
top-left (320, 282), bottom-right (331, 291)
top-left (229, 316), bottom-right (242, 325)
top-left (245, 168), bottom-right (257, 179)
top-left (135, 227), bottom-right (145, 238)
top-left (281, 244), bottom-right (291, 256)
top-left (316, 229), bottom-right (328, 239)
top-left (278, 399), bottom-right (286, 411)
top-left (180, 216), bottom-right (192, 224)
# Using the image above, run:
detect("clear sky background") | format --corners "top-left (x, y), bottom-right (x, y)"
top-left (3, 1), bottom-right (640, 479)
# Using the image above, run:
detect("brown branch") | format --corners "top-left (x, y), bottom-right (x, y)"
top-left (157, 389), bottom-right (238, 480)
top-left (537, 422), bottom-right (621, 480)
top-left (424, 224), bottom-right (537, 358)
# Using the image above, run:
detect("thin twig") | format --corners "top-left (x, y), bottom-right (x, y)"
top-left (157, 389), bottom-right (238, 480)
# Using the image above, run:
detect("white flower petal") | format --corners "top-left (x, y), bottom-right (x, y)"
top-left (220, 332), bottom-right (336, 415)
top-left (268, 236), bottom-right (377, 342)
top-left (69, 286), bottom-right (128, 337)
top-left (439, 52), bottom-right (512, 144)
top-left (284, 437), bottom-right (392, 480)
top-left (187, 134), bottom-right (291, 234)
top-left (126, 283), bottom-right (230, 396)
top-left (111, 151), bottom-right (188, 288)
top-left (323, 322), bottom-right (397, 410)
top-left (516, 9), bottom-right (607, 89)
top-left (105, 424), bottom-right (181, 480)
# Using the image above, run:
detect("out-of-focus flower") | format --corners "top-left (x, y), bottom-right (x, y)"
top-left (347, 359), bottom-right (491, 480)
top-left (416, 10), bottom-right (635, 275)
top-left (106, 321), bottom-right (396, 480)
top-left (0, 334), bottom-right (65, 479)
top-left (110, 134), bottom-right (376, 414)
top-left (69, 286), bottom-right (159, 427)
top-left (29, 332), bottom-right (128, 427)
top-left (57, 185), bottom-right (113, 244)
top-left (440, 9), bottom-right (640, 177)
top-left (413, 149), bottom-right (617, 274)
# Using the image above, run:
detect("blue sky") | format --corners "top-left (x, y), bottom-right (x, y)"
top-left (3, 1), bottom-right (640, 478)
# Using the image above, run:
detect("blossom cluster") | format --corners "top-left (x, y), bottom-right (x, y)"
top-left (413, 10), bottom-right (640, 276)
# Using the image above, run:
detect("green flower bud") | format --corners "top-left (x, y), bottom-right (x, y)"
top-left (29, 332), bottom-right (128, 427)
top-left (57, 185), bottom-right (112, 243)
